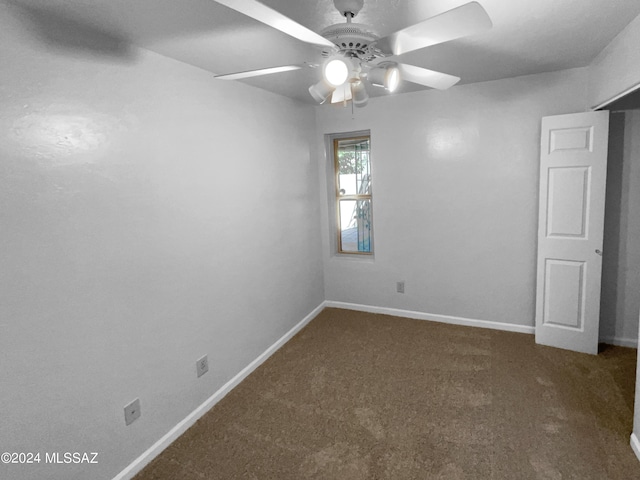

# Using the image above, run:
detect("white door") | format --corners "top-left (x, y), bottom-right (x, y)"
top-left (535, 111), bottom-right (610, 354)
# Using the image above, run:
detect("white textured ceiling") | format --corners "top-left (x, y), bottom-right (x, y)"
top-left (6, 0), bottom-right (640, 104)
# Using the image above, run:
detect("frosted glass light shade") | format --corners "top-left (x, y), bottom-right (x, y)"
top-left (369, 65), bottom-right (401, 92)
top-left (324, 58), bottom-right (349, 87)
top-left (386, 67), bottom-right (400, 92)
top-left (352, 81), bottom-right (369, 107)
top-left (309, 79), bottom-right (335, 103)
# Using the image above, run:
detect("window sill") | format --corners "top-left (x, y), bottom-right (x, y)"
top-left (331, 252), bottom-right (375, 263)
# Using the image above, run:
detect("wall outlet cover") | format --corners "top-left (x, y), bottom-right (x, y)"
top-left (397, 281), bottom-right (405, 294)
top-left (124, 398), bottom-right (141, 426)
top-left (196, 354), bottom-right (209, 378)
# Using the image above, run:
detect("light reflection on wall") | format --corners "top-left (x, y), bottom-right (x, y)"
top-left (10, 106), bottom-right (122, 164)
top-left (425, 118), bottom-right (480, 160)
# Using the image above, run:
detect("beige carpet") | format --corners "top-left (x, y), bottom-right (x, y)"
top-left (135, 308), bottom-right (639, 479)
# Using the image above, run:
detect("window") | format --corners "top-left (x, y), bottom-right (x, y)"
top-left (334, 135), bottom-right (373, 254)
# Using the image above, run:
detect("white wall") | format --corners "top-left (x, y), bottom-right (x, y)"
top-left (626, 112), bottom-right (640, 449)
top-left (589, 13), bottom-right (640, 108)
top-left (0, 4), bottom-right (323, 480)
top-left (601, 112), bottom-right (640, 345)
top-left (315, 68), bottom-right (589, 327)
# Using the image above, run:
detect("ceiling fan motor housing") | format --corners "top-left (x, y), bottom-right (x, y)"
top-left (320, 23), bottom-right (383, 62)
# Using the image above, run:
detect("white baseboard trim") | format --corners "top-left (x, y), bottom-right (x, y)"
top-left (324, 301), bottom-right (536, 335)
top-left (112, 302), bottom-right (325, 480)
top-left (600, 336), bottom-right (638, 348)
top-left (631, 433), bottom-right (640, 464)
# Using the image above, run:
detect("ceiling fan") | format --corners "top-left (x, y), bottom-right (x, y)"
top-left (213, 0), bottom-right (492, 107)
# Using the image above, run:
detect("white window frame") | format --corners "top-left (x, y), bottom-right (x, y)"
top-left (327, 130), bottom-right (374, 256)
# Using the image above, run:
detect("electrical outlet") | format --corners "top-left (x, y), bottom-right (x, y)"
top-left (196, 354), bottom-right (209, 378)
top-left (124, 398), bottom-right (141, 426)
top-left (397, 281), bottom-right (405, 294)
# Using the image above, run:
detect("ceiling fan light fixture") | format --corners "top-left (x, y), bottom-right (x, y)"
top-left (309, 79), bottom-right (336, 104)
top-left (351, 80), bottom-right (369, 107)
top-left (369, 65), bottom-right (401, 93)
top-left (323, 57), bottom-right (350, 87)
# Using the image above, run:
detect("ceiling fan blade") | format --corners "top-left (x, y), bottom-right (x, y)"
top-left (331, 83), bottom-right (353, 104)
top-left (399, 64), bottom-right (460, 90)
top-left (375, 1), bottom-right (492, 56)
top-left (215, 65), bottom-right (302, 80)
top-left (212, 0), bottom-right (336, 49)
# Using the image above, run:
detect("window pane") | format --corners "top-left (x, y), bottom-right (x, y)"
top-left (337, 138), bottom-right (370, 196)
top-left (339, 199), bottom-right (372, 253)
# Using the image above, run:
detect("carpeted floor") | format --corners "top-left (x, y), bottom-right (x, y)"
top-left (135, 308), bottom-right (640, 479)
